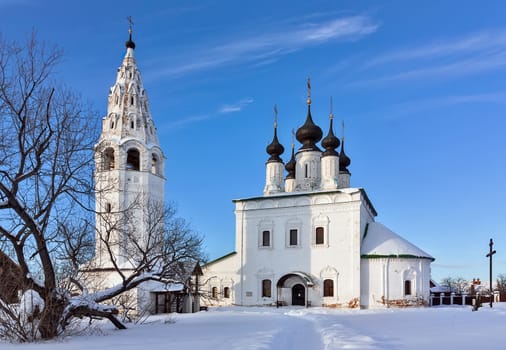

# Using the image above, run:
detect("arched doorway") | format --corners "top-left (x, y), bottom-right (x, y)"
top-left (292, 284), bottom-right (305, 306)
top-left (276, 272), bottom-right (314, 307)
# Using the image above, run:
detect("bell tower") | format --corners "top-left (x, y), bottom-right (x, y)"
top-left (93, 24), bottom-right (166, 268)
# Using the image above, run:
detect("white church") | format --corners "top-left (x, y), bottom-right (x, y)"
top-left (85, 26), bottom-right (434, 313)
top-left (202, 84), bottom-right (434, 309)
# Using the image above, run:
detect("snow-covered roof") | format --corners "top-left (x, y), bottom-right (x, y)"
top-left (140, 280), bottom-right (185, 293)
top-left (361, 222), bottom-right (434, 261)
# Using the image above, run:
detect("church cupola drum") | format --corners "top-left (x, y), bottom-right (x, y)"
top-left (263, 105), bottom-right (285, 195)
top-left (93, 25), bottom-right (166, 267)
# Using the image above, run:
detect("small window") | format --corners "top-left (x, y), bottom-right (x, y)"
top-left (115, 95), bottom-right (119, 105)
top-left (404, 280), bottom-right (412, 295)
top-left (323, 279), bottom-right (334, 297)
top-left (289, 229), bottom-right (298, 246)
top-left (151, 154), bottom-right (158, 175)
top-left (262, 279), bottom-right (271, 298)
top-left (130, 120), bottom-right (134, 129)
top-left (305, 163), bottom-right (309, 178)
top-left (211, 287), bottom-right (218, 299)
top-left (315, 227), bottom-right (324, 245)
top-left (262, 230), bottom-right (270, 247)
top-left (110, 120), bottom-right (115, 129)
top-left (130, 96), bottom-right (134, 105)
top-left (126, 149), bottom-right (140, 171)
top-left (224, 287), bottom-right (230, 298)
top-left (102, 148), bottom-right (115, 171)
top-left (105, 203), bottom-right (112, 213)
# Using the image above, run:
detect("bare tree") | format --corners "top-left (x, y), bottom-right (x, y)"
top-left (496, 274), bottom-right (506, 294)
top-left (0, 32), bottom-right (98, 340)
top-left (0, 33), bottom-right (205, 341)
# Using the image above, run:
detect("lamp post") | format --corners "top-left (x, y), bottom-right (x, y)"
top-left (486, 238), bottom-right (496, 308)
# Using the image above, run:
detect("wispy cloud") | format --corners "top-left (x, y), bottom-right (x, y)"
top-left (154, 15), bottom-right (378, 78)
top-left (384, 91), bottom-right (506, 120)
top-left (218, 98), bottom-right (254, 114)
top-left (364, 30), bottom-right (506, 68)
top-left (161, 98), bottom-right (254, 131)
top-left (345, 29), bottom-right (506, 87)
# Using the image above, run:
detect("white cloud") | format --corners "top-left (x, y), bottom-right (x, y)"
top-left (384, 91), bottom-right (506, 120)
top-left (155, 15), bottom-right (378, 78)
top-left (364, 30), bottom-right (506, 68)
top-left (160, 98), bottom-right (254, 132)
top-left (346, 29), bottom-right (506, 87)
top-left (218, 98), bottom-right (254, 114)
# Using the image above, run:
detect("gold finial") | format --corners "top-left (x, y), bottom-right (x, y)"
top-left (307, 76), bottom-right (311, 105)
top-left (329, 96), bottom-right (334, 120)
top-left (127, 16), bottom-right (134, 35)
top-left (291, 128), bottom-right (295, 149)
top-left (273, 104), bottom-right (278, 129)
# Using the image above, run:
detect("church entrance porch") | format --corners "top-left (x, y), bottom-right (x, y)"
top-left (276, 272), bottom-right (314, 307)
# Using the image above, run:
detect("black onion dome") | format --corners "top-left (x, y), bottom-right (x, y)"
top-left (125, 32), bottom-right (136, 49)
top-left (339, 139), bottom-right (351, 173)
top-left (295, 105), bottom-right (323, 151)
top-left (321, 118), bottom-right (340, 157)
top-left (266, 128), bottom-right (285, 162)
top-left (285, 146), bottom-right (296, 179)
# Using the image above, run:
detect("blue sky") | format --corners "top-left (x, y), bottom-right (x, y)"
top-left (1, 0), bottom-right (505, 283)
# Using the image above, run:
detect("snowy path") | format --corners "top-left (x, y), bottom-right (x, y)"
top-left (3, 305), bottom-right (506, 349)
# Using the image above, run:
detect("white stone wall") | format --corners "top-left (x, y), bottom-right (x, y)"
top-left (202, 253), bottom-right (240, 306)
top-left (360, 258), bottom-right (432, 308)
top-left (229, 189), bottom-right (374, 308)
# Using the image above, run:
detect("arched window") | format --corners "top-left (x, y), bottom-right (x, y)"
top-left (323, 279), bottom-right (334, 297)
top-left (126, 148), bottom-right (140, 171)
top-left (105, 203), bottom-right (112, 213)
top-left (404, 280), bottom-right (412, 295)
top-left (315, 227), bottom-right (324, 245)
top-left (130, 120), bottom-right (134, 129)
top-left (102, 148), bottom-right (115, 171)
top-left (262, 279), bottom-right (271, 298)
top-left (262, 230), bottom-right (270, 247)
top-left (305, 163), bottom-right (309, 178)
top-left (151, 154), bottom-right (159, 175)
top-left (211, 287), bottom-right (218, 299)
top-left (130, 96), bottom-right (134, 106)
top-left (224, 287), bottom-right (230, 298)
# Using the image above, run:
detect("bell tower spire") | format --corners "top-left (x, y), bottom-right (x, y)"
top-left (93, 23), bottom-right (166, 267)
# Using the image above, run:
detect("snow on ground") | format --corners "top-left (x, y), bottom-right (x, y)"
top-left (3, 303), bottom-right (506, 349)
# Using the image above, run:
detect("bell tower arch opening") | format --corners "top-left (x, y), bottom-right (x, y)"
top-left (126, 148), bottom-right (140, 170)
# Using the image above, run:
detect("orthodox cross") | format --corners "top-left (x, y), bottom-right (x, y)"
top-left (329, 96), bottom-right (334, 120)
top-left (486, 238), bottom-right (496, 307)
top-left (273, 104), bottom-right (278, 129)
top-left (307, 77), bottom-right (311, 105)
top-left (127, 16), bottom-right (134, 34)
top-left (341, 120), bottom-right (345, 141)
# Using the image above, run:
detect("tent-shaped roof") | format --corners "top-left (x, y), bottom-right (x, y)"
top-left (361, 222), bottom-right (434, 261)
